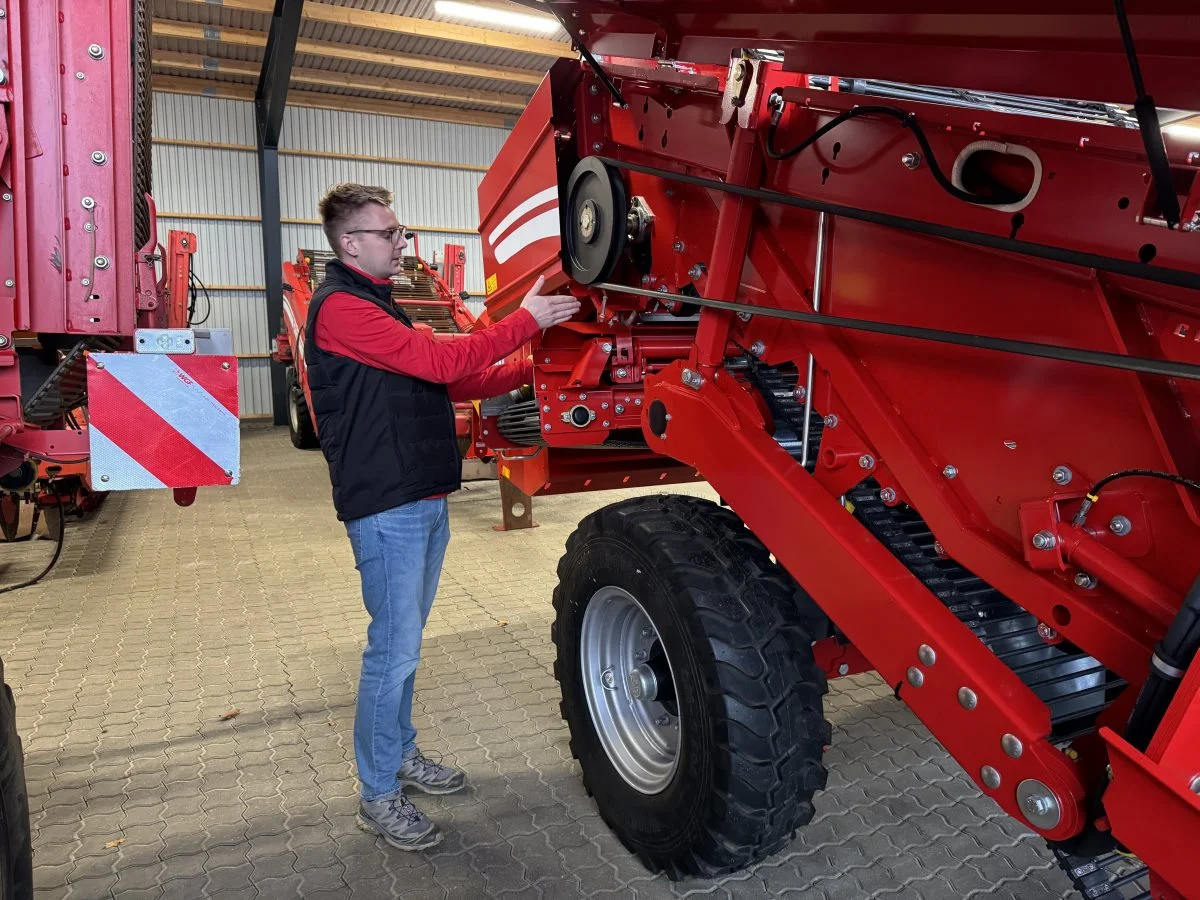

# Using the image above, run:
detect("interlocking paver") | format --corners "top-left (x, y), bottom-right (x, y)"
top-left (4, 426), bottom-right (1089, 900)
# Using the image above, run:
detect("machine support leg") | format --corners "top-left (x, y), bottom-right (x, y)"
top-left (693, 127), bottom-right (763, 370)
top-left (494, 477), bottom-right (538, 531)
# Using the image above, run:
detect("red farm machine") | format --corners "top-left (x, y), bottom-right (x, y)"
top-left (272, 244), bottom-right (496, 473)
top-left (1, 2), bottom-right (239, 894)
top-left (476, 3), bottom-right (1200, 897)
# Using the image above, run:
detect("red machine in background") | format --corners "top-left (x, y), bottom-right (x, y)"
top-left (476, 3), bottom-right (1200, 897)
top-left (272, 244), bottom-right (494, 467)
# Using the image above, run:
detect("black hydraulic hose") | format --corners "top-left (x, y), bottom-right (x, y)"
top-left (1123, 572), bottom-right (1200, 752)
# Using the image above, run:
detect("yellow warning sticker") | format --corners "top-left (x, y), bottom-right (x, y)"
top-left (486, 273), bottom-right (498, 295)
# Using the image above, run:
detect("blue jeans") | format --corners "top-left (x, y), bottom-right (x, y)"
top-left (345, 497), bottom-right (450, 801)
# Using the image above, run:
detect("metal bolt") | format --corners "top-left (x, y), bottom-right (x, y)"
top-left (223, 468), bottom-right (233, 477)
top-left (615, 404), bottom-right (624, 414)
top-left (934, 541), bottom-right (945, 556)
top-left (94, 256), bottom-right (110, 269)
top-left (601, 342), bottom-right (613, 353)
top-left (688, 263), bottom-right (706, 280)
top-left (100, 474), bottom-right (110, 483)
top-left (750, 340), bottom-right (765, 356)
top-left (589, 84), bottom-right (600, 95)
top-left (673, 240), bottom-right (685, 252)
top-left (641, 627), bottom-right (653, 638)
top-left (859, 454), bottom-right (875, 470)
top-left (0, 9), bottom-right (5, 17)
top-left (91, 150), bottom-right (108, 165)
top-left (838, 664), bottom-right (849, 676)
top-left (981, 766), bottom-right (1001, 790)
top-left (657, 285), bottom-right (668, 293)
top-left (880, 487), bottom-right (897, 504)
top-left (902, 152), bottom-right (922, 169)
top-left (81, 196), bottom-right (95, 209)
top-left (958, 687), bottom-right (978, 710)
top-left (80, 278), bottom-right (91, 287)
top-left (1037, 622), bottom-right (1058, 642)
top-left (736, 311), bottom-right (752, 322)
top-left (601, 668), bottom-right (616, 689)
top-left (76, 72), bottom-right (86, 81)
top-left (3, 279), bottom-right (12, 289)
top-left (95, 361), bottom-right (105, 370)
top-left (590, 113), bottom-right (601, 124)
top-left (943, 464), bottom-right (958, 479)
top-left (0, 69), bottom-right (5, 86)
top-left (84, 222), bottom-right (95, 233)
top-left (918, 644), bottom-right (937, 666)
top-left (824, 414), bottom-right (839, 428)
top-left (1074, 572), bottom-right (1097, 590)
top-left (1109, 515), bottom-right (1132, 536)
top-left (1002, 733), bottom-right (1024, 758)
top-left (542, 405), bottom-right (550, 413)
top-left (1052, 465), bottom-right (1073, 486)
top-left (543, 423), bottom-right (551, 432)
top-left (543, 357), bottom-right (551, 364)
top-left (634, 398), bottom-right (642, 406)
top-left (1189, 775), bottom-right (1200, 795)
top-left (221, 362), bottom-right (231, 371)
top-left (1017, 780), bottom-right (1061, 828)
top-left (793, 385), bottom-right (806, 401)
top-left (906, 667), bottom-right (924, 688)
top-left (88, 43), bottom-right (104, 59)
top-left (1, 193), bottom-right (9, 201)
top-left (591, 142), bottom-right (602, 152)
top-left (600, 402), bottom-right (609, 410)
top-left (655, 714), bottom-right (670, 726)
top-left (1031, 530), bottom-right (1056, 551)
top-left (558, 393), bottom-right (567, 401)
top-left (616, 368), bottom-right (628, 379)
top-left (635, 650), bottom-right (647, 662)
top-left (0, 335), bottom-right (8, 349)
top-left (602, 420), bottom-right (610, 427)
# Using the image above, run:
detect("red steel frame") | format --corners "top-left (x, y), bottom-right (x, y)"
top-left (272, 244), bottom-right (493, 460)
top-left (478, 4), bottom-right (1200, 894)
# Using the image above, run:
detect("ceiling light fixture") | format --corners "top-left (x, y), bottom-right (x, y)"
top-left (433, 1), bottom-right (561, 35)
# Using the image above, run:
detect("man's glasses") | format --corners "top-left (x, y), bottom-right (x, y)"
top-left (347, 227), bottom-right (413, 243)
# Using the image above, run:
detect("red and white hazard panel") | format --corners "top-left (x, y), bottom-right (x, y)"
top-left (86, 354), bottom-right (240, 491)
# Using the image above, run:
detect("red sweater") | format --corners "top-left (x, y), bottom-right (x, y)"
top-left (314, 265), bottom-right (538, 400)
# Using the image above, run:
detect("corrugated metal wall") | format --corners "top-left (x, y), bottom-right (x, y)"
top-left (151, 92), bottom-right (509, 417)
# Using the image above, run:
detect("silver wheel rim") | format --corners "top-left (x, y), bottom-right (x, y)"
top-left (288, 391), bottom-right (300, 432)
top-left (580, 585), bottom-right (680, 794)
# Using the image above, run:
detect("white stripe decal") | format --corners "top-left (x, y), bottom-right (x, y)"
top-left (94, 355), bottom-right (240, 476)
top-left (88, 427), bottom-right (167, 491)
top-left (493, 209), bottom-right (561, 264)
top-left (487, 186), bottom-right (558, 246)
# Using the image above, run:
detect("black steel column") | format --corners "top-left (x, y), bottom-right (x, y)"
top-left (256, 0), bottom-right (303, 425)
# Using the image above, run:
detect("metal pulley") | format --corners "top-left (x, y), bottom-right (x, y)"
top-left (564, 157), bottom-right (628, 284)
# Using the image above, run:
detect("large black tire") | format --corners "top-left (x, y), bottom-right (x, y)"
top-left (0, 658), bottom-right (33, 900)
top-left (552, 495), bottom-right (831, 879)
top-left (286, 370), bottom-right (319, 450)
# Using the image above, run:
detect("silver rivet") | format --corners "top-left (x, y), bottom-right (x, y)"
top-left (634, 398), bottom-right (642, 406)
top-left (750, 340), bottom-right (765, 356)
top-left (221, 362), bottom-right (231, 370)
top-left (84, 222), bottom-right (95, 233)
top-left (673, 240), bottom-right (684, 252)
top-left (838, 664), bottom-right (849, 676)
top-left (906, 667), bottom-right (924, 688)
top-left (81, 278), bottom-right (91, 287)
top-left (589, 84), bottom-right (599, 95)
top-left (542, 405), bottom-right (550, 413)
top-left (88, 43), bottom-right (104, 59)
top-left (1, 193), bottom-right (10, 201)
top-left (859, 454), bottom-right (875, 469)
top-left (688, 263), bottom-right (707, 280)
top-left (543, 357), bottom-right (550, 363)
top-left (96, 361), bottom-right (105, 370)
top-left (616, 368), bottom-right (628, 378)
top-left (879, 487), bottom-right (897, 503)
top-left (1002, 734), bottom-right (1023, 758)
top-left (91, 150), bottom-right (108, 165)
top-left (602, 420), bottom-right (610, 427)
top-left (615, 404), bottom-right (624, 414)
top-left (1031, 530), bottom-right (1056, 551)
top-left (1037, 622), bottom-right (1058, 642)
top-left (3, 279), bottom-right (12, 288)
top-left (918, 644), bottom-right (936, 666)
top-left (94, 256), bottom-right (110, 269)
top-left (824, 414), bottom-right (839, 428)
top-left (0, 335), bottom-right (9, 348)
top-left (591, 142), bottom-right (602, 152)
top-left (1109, 515), bottom-right (1132, 536)
top-left (1052, 465), bottom-right (1073, 486)
top-left (579, 393), bottom-right (587, 400)
top-left (75, 72), bottom-right (85, 81)
top-left (794, 386), bottom-right (806, 401)
top-left (100, 474), bottom-right (110, 483)
top-left (981, 766), bottom-right (1001, 790)
top-left (223, 469), bottom-right (233, 477)
top-left (902, 151), bottom-right (922, 169)
top-left (1074, 572), bottom-right (1097, 590)
top-left (558, 393), bottom-right (567, 401)
top-left (543, 423), bottom-right (551, 431)
top-left (81, 196), bottom-right (95, 209)
top-left (1189, 775), bottom-right (1200, 795)
top-left (958, 687), bottom-right (977, 710)
top-left (601, 668), bottom-right (615, 689)
top-left (590, 113), bottom-right (601, 123)
top-left (601, 342), bottom-right (613, 353)
top-left (943, 464), bottom-right (958, 479)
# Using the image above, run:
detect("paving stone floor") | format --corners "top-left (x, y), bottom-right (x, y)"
top-left (1, 424), bottom-right (1082, 899)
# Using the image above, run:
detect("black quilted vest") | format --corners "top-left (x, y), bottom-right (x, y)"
top-left (304, 259), bottom-right (461, 521)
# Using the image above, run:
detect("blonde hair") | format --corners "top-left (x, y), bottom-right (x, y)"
top-left (318, 183), bottom-right (393, 251)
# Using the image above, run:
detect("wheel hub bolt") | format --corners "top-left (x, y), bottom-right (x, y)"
top-left (601, 668), bottom-right (616, 690)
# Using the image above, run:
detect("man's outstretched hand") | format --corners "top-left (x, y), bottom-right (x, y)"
top-left (520, 275), bottom-right (581, 329)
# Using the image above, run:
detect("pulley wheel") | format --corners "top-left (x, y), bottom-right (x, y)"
top-left (565, 158), bottom-right (628, 285)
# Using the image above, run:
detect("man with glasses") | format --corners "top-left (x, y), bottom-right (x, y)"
top-left (305, 183), bottom-right (580, 851)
